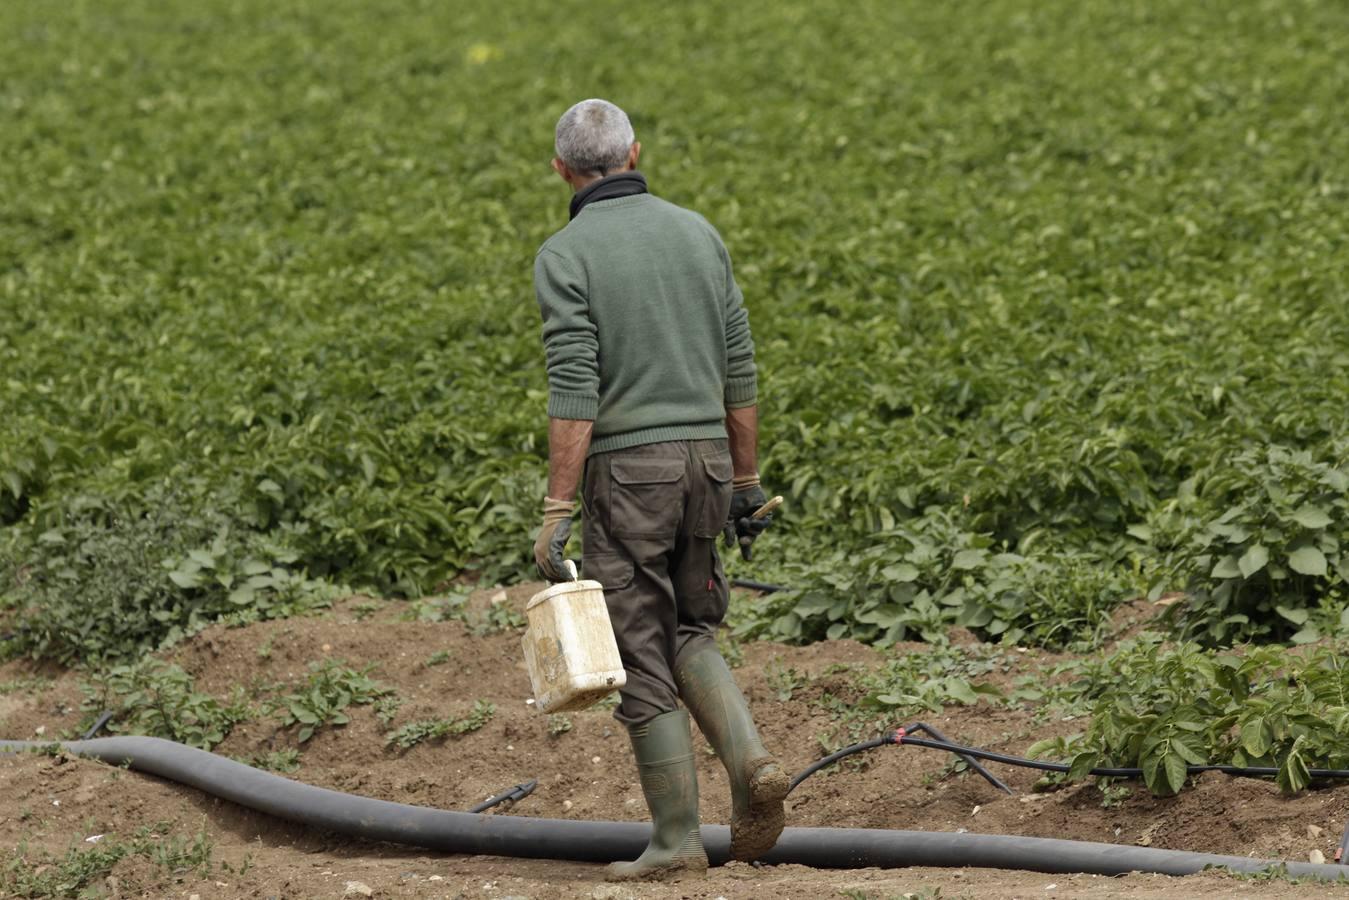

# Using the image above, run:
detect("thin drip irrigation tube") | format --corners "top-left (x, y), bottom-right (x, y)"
top-left (81, 711), bottom-right (114, 741)
top-left (789, 725), bottom-right (1349, 793)
top-left (897, 734), bottom-right (1349, 780)
top-left (729, 578), bottom-right (787, 594)
top-left (789, 723), bottom-right (1013, 796)
top-left (469, 779), bottom-right (538, 813)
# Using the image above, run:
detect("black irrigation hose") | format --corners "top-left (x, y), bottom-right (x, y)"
top-left (469, 779), bottom-right (538, 814)
top-left (2, 737), bottom-right (1347, 881)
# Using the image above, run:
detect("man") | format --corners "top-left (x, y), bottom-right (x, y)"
top-left (531, 98), bottom-right (786, 881)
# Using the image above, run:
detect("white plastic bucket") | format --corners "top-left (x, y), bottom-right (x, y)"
top-left (522, 561), bottom-right (627, 713)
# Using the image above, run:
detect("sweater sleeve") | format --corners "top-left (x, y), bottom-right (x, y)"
top-left (535, 247), bottom-right (599, 420)
top-left (720, 242), bottom-right (758, 408)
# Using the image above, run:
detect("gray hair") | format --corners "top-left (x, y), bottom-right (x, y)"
top-left (554, 99), bottom-right (635, 175)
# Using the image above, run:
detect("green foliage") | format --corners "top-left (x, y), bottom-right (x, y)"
top-left (1, 0), bottom-right (1346, 652)
top-left (276, 660), bottom-right (393, 743)
top-left (385, 700), bottom-right (496, 750)
top-left (1147, 445), bottom-right (1349, 645)
top-left (813, 645), bottom-right (1006, 746)
top-left (1, 487), bottom-right (334, 667)
top-left (740, 510), bottom-right (1131, 648)
top-left (1030, 637), bottom-right (1349, 796)
top-left (81, 661), bottom-right (251, 750)
top-left (2, 822), bottom-right (213, 898)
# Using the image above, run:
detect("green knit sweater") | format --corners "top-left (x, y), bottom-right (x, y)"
top-left (535, 193), bottom-right (757, 456)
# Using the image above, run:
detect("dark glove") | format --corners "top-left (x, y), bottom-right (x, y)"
top-left (534, 497), bottom-right (576, 582)
top-left (723, 480), bottom-right (773, 561)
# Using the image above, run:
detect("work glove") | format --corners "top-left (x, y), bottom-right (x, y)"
top-left (534, 497), bottom-right (576, 582)
top-left (723, 476), bottom-right (773, 561)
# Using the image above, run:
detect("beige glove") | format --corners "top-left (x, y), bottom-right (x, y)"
top-left (533, 497), bottom-right (577, 582)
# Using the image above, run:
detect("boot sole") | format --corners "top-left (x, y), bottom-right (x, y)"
top-left (730, 762), bottom-right (790, 861)
top-left (605, 856), bottom-right (708, 882)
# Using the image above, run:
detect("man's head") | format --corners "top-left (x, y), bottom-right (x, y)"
top-left (552, 98), bottom-right (641, 190)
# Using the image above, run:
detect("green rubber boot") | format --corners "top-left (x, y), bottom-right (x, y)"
top-left (606, 709), bottom-right (709, 882)
top-left (675, 645), bottom-right (789, 861)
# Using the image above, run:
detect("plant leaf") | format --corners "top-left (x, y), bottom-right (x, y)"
top-left (1288, 546), bottom-right (1327, 577)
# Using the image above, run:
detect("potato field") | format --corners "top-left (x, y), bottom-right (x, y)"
top-left (2, 0), bottom-right (1348, 896)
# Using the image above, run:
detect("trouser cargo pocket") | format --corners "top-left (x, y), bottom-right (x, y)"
top-left (693, 451), bottom-right (734, 539)
top-left (609, 457), bottom-right (685, 539)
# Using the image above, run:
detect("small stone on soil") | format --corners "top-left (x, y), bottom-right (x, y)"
top-left (1310, 849), bottom-right (1326, 864)
top-left (344, 881), bottom-right (374, 896)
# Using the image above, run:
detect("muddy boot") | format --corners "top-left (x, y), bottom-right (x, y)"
top-left (606, 709), bottom-right (708, 882)
top-left (675, 645), bottom-right (789, 861)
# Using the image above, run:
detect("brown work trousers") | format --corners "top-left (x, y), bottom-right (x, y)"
top-left (581, 439), bottom-right (734, 725)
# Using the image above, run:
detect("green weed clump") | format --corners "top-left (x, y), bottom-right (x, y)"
top-left (276, 660), bottom-right (394, 743)
top-left (809, 644), bottom-right (1008, 747)
top-left (2, 822), bottom-right (214, 898)
top-left (1, 486), bottom-right (334, 667)
top-left (386, 700), bottom-right (496, 750)
top-left (81, 661), bottom-right (252, 750)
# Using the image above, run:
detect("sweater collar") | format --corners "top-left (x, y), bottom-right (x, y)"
top-left (569, 170), bottom-right (648, 220)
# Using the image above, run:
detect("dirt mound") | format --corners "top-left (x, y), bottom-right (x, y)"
top-left (2, 589), bottom-right (1348, 898)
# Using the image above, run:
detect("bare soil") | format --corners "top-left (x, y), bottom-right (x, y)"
top-left (2, 589), bottom-right (1348, 898)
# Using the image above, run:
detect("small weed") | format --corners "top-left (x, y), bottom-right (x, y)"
top-left (0, 676), bottom-right (51, 695)
top-left (351, 600), bottom-right (384, 621)
top-left (1099, 782), bottom-right (1132, 808)
top-left (1226, 861), bottom-right (1311, 884)
top-left (276, 659), bottom-right (393, 742)
top-left (476, 602), bottom-right (524, 635)
top-left (256, 633), bottom-right (276, 660)
top-left (374, 694), bottom-right (403, 727)
top-left (424, 649), bottom-right (451, 667)
top-left (386, 700), bottom-right (495, 750)
top-left (232, 749), bottom-right (301, 773)
top-left (716, 627), bottom-right (745, 669)
top-left (766, 660), bottom-right (807, 702)
top-left (547, 713), bottom-right (573, 736)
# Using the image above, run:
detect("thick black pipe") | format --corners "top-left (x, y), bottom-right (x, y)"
top-left (2, 738), bottom-right (1346, 881)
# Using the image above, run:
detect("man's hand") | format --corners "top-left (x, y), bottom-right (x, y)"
top-left (534, 497), bottom-right (577, 582)
top-left (724, 476), bottom-right (773, 561)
